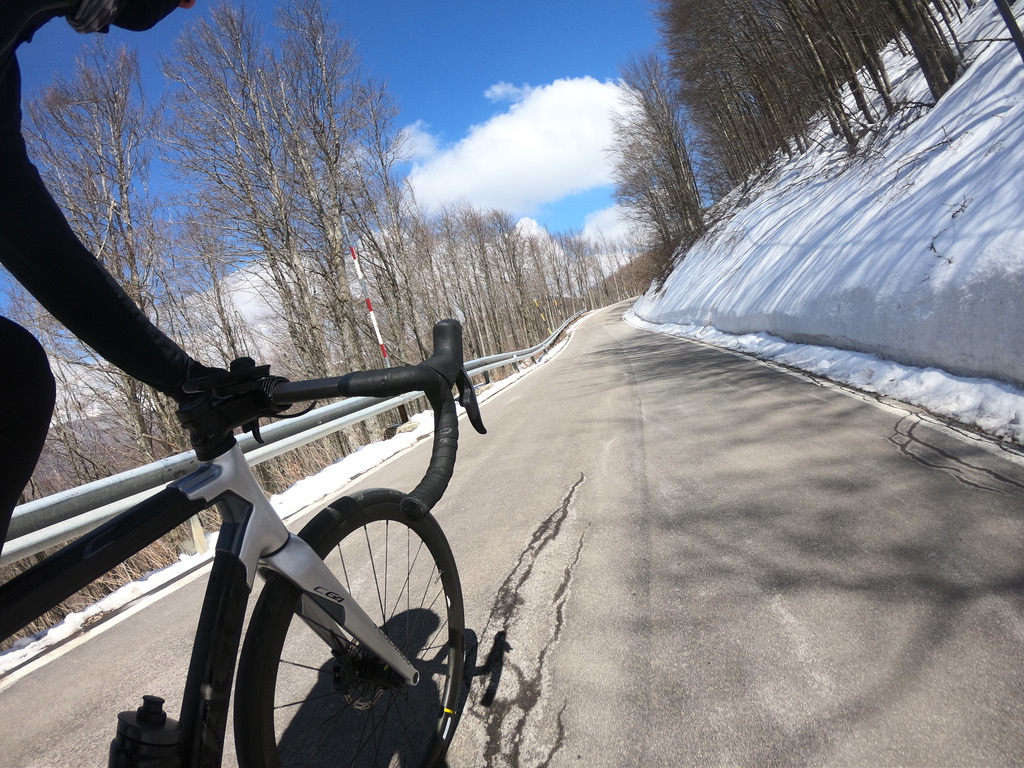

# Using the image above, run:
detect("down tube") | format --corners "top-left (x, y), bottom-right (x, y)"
top-left (0, 488), bottom-right (207, 644)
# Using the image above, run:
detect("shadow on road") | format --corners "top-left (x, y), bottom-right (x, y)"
top-left (606, 320), bottom-right (1024, 764)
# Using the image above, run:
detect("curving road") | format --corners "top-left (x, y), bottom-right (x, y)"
top-left (3, 302), bottom-right (1024, 766)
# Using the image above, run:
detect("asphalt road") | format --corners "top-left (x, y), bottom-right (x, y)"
top-left (3, 302), bottom-right (1024, 767)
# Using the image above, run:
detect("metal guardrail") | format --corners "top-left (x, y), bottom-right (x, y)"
top-left (1, 312), bottom-right (585, 567)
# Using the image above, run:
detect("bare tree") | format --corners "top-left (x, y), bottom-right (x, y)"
top-left (23, 38), bottom-right (184, 470)
top-left (162, 2), bottom-right (337, 380)
top-left (611, 51), bottom-right (704, 270)
top-left (161, 212), bottom-right (262, 366)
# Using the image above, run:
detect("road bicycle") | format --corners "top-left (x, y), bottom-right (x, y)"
top-left (0, 319), bottom-right (486, 768)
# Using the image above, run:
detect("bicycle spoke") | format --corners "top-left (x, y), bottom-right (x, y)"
top-left (364, 524), bottom-right (387, 624)
top-left (273, 689), bottom-right (338, 713)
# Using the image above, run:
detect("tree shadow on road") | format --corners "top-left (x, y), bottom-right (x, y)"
top-left (587, 320), bottom-right (1024, 765)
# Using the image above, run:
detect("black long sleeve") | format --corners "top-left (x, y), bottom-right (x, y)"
top-left (112, 0), bottom-right (181, 31)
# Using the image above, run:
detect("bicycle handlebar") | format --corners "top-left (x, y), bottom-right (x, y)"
top-left (178, 320), bottom-right (486, 520)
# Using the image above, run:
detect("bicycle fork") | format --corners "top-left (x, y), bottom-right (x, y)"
top-left (260, 536), bottom-right (421, 686)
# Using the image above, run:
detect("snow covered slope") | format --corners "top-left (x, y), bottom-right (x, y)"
top-left (628, 1), bottom-right (1024, 444)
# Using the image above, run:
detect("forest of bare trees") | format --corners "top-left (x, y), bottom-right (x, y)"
top-left (611, 52), bottom-right (705, 277)
top-left (4, 0), bottom-right (648, 507)
top-left (611, 0), bottom-right (977, 268)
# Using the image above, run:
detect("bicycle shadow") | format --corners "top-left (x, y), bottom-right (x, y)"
top-left (273, 620), bottom-right (513, 767)
top-left (430, 628), bottom-right (510, 768)
top-left (461, 628), bottom-right (511, 708)
top-left (274, 607), bottom-right (447, 767)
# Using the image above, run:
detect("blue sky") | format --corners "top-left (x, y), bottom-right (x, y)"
top-left (16, 0), bottom-right (659, 237)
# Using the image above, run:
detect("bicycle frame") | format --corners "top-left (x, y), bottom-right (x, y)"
top-left (178, 444), bottom-right (420, 685)
top-left (0, 442), bottom-right (421, 767)
top-left (3, 319), bottom-right (484, 767)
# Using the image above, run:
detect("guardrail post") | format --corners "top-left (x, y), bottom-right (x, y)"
top-left (182, 515), bottom-right (208, 556)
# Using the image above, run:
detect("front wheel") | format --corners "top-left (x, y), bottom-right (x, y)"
top-left (234, 489), bottom-right (465, 768)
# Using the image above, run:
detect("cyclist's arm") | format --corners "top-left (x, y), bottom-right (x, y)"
top-left (0, 152), bottom-right (196, 399)
top-left (1, 0), bottom-right (203, 398)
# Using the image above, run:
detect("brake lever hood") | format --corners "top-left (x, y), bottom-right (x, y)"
top-left (456, 368), bottom-right (487, 435)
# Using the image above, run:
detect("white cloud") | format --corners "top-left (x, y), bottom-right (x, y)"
top-left (407, 77), bottom-right (626, 215)
top-left (402, 119), bottom-right (440, 162)
top-left (484, 82), bottom-right (533, 102)
top-left (583, 205), bottom-right (637, 244)
top-left (514, 216), bottom-right (548, 238)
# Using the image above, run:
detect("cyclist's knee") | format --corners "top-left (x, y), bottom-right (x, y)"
top-left (0, 317), bottom-right (54, 543)
top-left (0, 316), bottom-right (55, 418)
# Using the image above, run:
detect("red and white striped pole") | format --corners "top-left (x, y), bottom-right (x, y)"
top-left (341, 213), bottom-right (409, 424)
top-left (340, 213), bottom-right (391, 369)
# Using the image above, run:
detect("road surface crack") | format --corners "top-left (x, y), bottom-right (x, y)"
top-left (889, 416), bottom-right (1024, 494)
top-left (465, 473), bottom-right (587, 767)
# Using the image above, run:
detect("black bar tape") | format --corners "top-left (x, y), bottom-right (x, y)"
top-left (271, 377), bottom-right (347, 404)
top-left (266, 319), bottom-right (470, 520)
top-left (419, 319), bottom-right (464, 386)
top-left (402, 392), bottom-right (460, 520)
top-left (337, 367), bottom-right (434, 399)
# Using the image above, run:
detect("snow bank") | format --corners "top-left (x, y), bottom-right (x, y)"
top-left (629, 2), bottom-right (1024, 434)
top-left (626, 0), bottom-right (1024, 442)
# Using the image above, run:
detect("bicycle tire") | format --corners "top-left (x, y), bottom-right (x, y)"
top-left (234, 488), bottom-right (465, 768)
